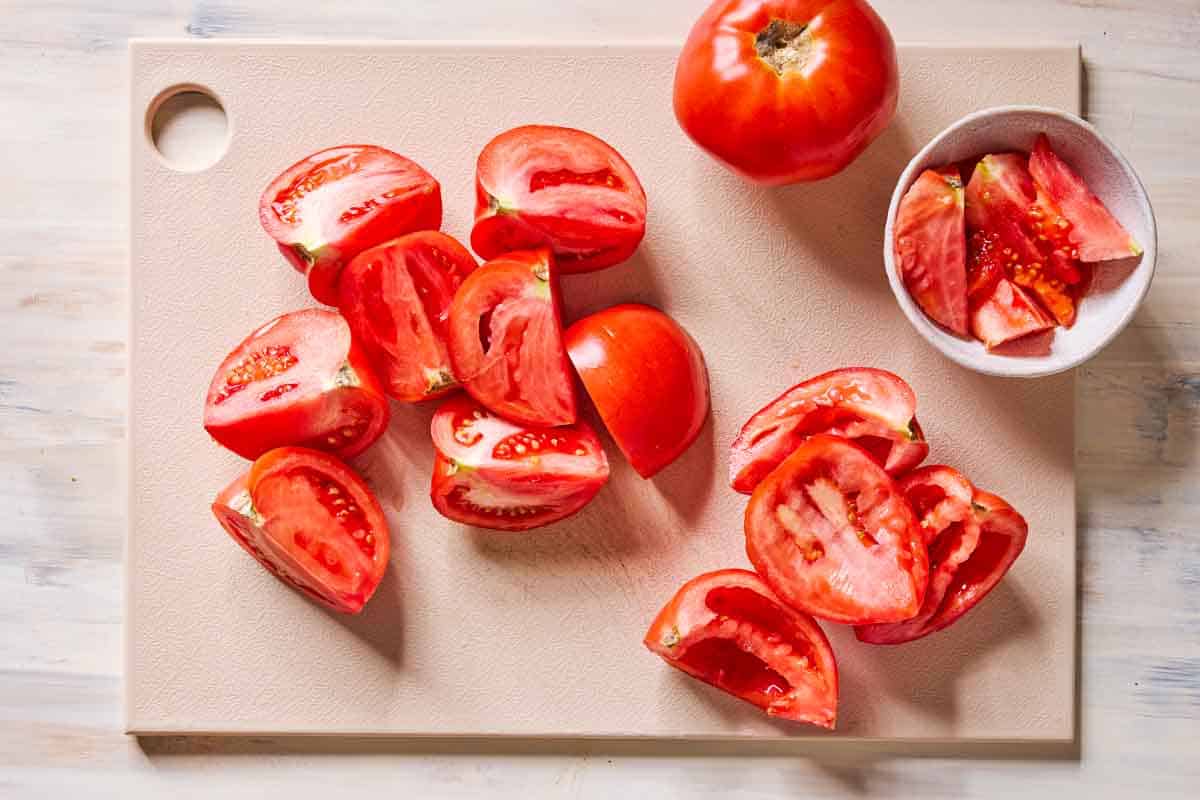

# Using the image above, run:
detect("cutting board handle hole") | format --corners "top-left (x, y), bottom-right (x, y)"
top-left (146, 85), bottom-right (229, 172)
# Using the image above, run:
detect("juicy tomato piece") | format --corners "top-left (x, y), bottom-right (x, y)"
top-left (446, 249), bottom-right (576, 427)
top-left (894, 166), bottom-right (968, 335)
top-left (857, 474), bottom-right (1028, 644)
top-left (729, 368), bottom-right (925, 494)
top-left (674, 0), bottom-right (899, 184)
top-left (471, 125), bottom-right (647, 273)
top-left (429, 395), bottom-right (609, 531)
top-left (203, 309), bottom-right (390, 461)
top-left (337, 231), bottom-right (477, 402)
top-left (211, 447), bottom-right (391, 614)
top-left (644, 569), bottom-right (838, 728)
top-left (969, 278), bottom-right (1055, 350)
top-left (565, 304), bottom-right (710, 478)
top-left (1028, 133), bottom-right (1142, 262)
top-left (259, 145), bottom-right (442, 305)
top-left (744, 435), bottom-right (928, 625)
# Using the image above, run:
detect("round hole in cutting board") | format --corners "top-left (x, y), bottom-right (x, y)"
top-left (147, 86), bottom-right (228, 172)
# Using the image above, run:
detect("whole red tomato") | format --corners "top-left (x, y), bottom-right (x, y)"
top-left (674, 0), bottom-right (899, 184)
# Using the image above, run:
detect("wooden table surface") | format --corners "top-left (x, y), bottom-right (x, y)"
top-left (2, 1), bottom-right (1196, 796)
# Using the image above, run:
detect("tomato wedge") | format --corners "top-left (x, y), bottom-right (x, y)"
top-left (259, 145), bottom-right (442, 305)
top-left (203, 309), bottom-right (390, 461)
top-left (429, 395), bottom-right (609, 531)
top-left (969, 277), bottom-right (1055, 350)
top-left (337, 231), bottom-right (477, 402)
top-left (894, 166), bottom-right (968, 336)
top-left (471, 125), bottom-right (647, 273)
top-left (644, 569), bottom-right (838, 728)
top-left (729, 368), bottom-right (926, 494)
top-left (744, 435), bottom-right (928, 625)
top-left (857, 469), bottom-right (1028, 644)
top-left (211, 447), bottom-right (391, 614)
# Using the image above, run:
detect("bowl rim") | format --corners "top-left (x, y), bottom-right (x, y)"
top-left (883, 104), bottom-right (1158, 378)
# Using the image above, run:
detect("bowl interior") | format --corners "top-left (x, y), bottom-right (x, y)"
top-left (885, 107), bottom-right (1156, 377)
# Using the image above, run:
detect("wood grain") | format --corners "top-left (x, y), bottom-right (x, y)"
top-left (1, 0), bottom-right (1196, 796)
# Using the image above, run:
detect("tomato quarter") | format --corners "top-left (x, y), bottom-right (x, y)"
top-left (894, 166), bottom-right (968, 336)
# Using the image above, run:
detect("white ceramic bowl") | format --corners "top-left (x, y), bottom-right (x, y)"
top-left (884, 106), bottom-right (1156, 378)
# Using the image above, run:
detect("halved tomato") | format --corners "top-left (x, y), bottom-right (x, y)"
top-left (429, 395), bottom-right (609, 531)
top-left (894, 166), bottom-right (968, 335)
top-left (729, 368), bottom-right (926, 494)
top-left (744, 435), bottom-right (928, 625)
top-left (203, 309), bottom-right (390, 460)
top-left (471, 125), bottom-right (647, 273)
top-left (856, 472), bottom-right (1028, 645)
top-left (211, 447), bottom-right (391, 614)
top-left (969, 277), bottom-right (1055, 350)
top-left (259, 145), bottom-right (442, 305)
top-left (446, 249), bottom-right (576, 427)
top-left (338, 231), bottom-right (477, 402)
top-left (565, 304), bottom-right (710, 478)
top-left (644, 569), bottom-right (838, 728)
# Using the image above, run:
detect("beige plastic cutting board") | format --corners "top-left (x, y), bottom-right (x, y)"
top-left (128, 41), bottom-right (1078, 741)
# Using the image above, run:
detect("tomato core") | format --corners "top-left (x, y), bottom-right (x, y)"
top-left (215, 345), bottom-right (298, 404)
top-left (755, 19), bottom-right (814, 75)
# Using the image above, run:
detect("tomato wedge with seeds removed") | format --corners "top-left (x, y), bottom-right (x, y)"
top-left (644, 569), bottom-right (838, 728)
top-left (471, 125), bottom-right (647, 273)
top-left (211, 447), bottom-right (391, 614)
top-left (744, 435), bottom-right (928, 625)
top-left (203, 309), bottom-right (390, 461)
top-left (894, 166), bottom-right (968, 336)
top-left (430, 395), bottom-right (609, 531)
top-left (729, 368), bottom-right (926, 494)
top-left (970, 277), bottom-right (1055, 350)
top-left (446, 249), bottom-right (577, 427)
top-left (338, 231), bottom-right (477, 402)
top-left (259, 145), bottom-right (442, 305)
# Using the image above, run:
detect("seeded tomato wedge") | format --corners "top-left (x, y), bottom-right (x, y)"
top-left (203, 309), bottom-right (390, 461)
top-left (744, 435), bottom-right (928, 625)
top-left (644, 569), bottom-right (837, 727)
top-left (729, 368), bottom-right (926, 494)
top-left (894, 166), bottom-right (968, 336)
top-left (471, 125), bottom-right (647, 273)
top-left (211, 447), bottom-right (390, 614)
top-left (429, 395), bottom-right (609, 531)
top-left (338, 231), bottom-right (477, 402)
top-left (259, 145), bottom-right (442, 305)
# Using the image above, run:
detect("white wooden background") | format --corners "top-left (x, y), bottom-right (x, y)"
top-left (1, 1), bottom-right (1196, 796)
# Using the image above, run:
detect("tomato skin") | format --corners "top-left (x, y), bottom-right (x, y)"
top-left (259, 145), bottom-right (442, 305)
top-left (471, 125), bottom-right (647, 273)
top-left (894, 167), bottom-right (968, 336)
top-left (565, 304), bottom-right (710, 478)
top-left (644, 569), bottom-right (838, 728)
top-left (211, 447), bottom-right (391, 614)
top-left (674, 0), bottom-right (899, 185)
top-left (203, 309), bottom-right (390, 461)
top-left (337, 232), bottom-right (477, 403)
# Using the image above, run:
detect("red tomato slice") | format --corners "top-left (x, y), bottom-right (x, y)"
top-left (203, 309), bottom-right (390, 461)
top-left (565, 304), bottom-right (710, 478)
top-left (1028, 133), bottom-right (1142, 263)
top-left (337, 231), bottom-right (477, 402)
top-left (644, 569), bottom-right (838, 728)
top-left (259, 145), bottom-right (442, 305)
top-left (211, 447), bottom-right (391, 613)
top-left (729, 368), bottom-right (925, 494)
top-left (471, 125), bottom-right (647, 273)
top-left (446, 249), bottom-right (577, 427)
top-left (744, 435), bottom-right (928, 625)
top-left (969, 277), bottom-right (1055, 350)
top-left (429, 395), bottom-right (609, 531)
top-left (894, 166), bottom-right (968, 335)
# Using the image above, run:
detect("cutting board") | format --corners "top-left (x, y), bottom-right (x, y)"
top-left (127, 41), bottom-right (1078, 741)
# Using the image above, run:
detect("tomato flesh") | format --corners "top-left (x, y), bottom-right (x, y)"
top-left (969, 277), bottom-right (1055, 350)
top-left (894, 166), bottom-right (968, 335)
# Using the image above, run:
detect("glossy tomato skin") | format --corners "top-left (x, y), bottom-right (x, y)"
top-left (211, 447), bottom-right (391, 613)
top-left (429, 395), bottom-right (609, 531)
top-left (337, 231), bottom-right (477, 402)
top-left (472, 125), bottom-right (647, 273)
top-left (645, 569), bottom-right (838, 728)
top-left (565, 304), bottom-right (710, 479)
top-left (259, 145), bottom-right (442, 305)
top-left (744, 434), bottom-right (928, 625)
top-left (203, 309), bottom-right (390, 461)
top-left (674, 0), bottom-right (899, 185)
